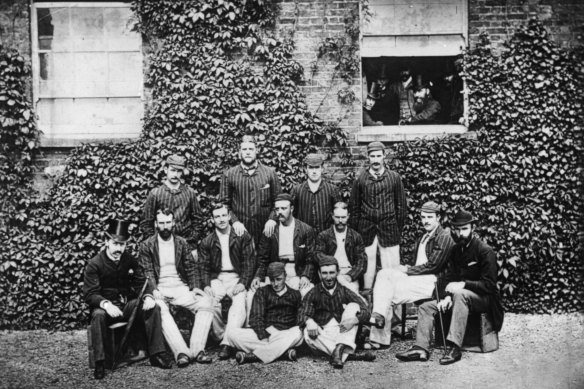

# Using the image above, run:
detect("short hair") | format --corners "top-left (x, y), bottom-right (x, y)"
top-left (333, 202), bottom-right (349, 212)
top-left (211, 202), bottom-right (229, 215)
top-left (240, 135), bottom-right (256, 146)
top-left (156, 208), bottom-right (174, 219)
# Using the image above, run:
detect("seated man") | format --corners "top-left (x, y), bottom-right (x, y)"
top-left (363, 83), bottom-right (383, 126)
top-left (299, 255), bottom-right (373, 369)
top-left (223, 262), bottom-right (303, 364)
top-left (197, 203), bottom-right (257, 360)
top-left (315, 202), bottom-right (367, 294)
top-left (84, 219), bottom-right (171, 380)
top-left (139, 209), bottom-right (215, 366)
top-left (401, 83), bottom-right (441, 125)
top-left (396, 210), bottom-right (504, 365)
top-left (251, 193), bottom-right (316, 296)
top-left (368, 201), bottom-right (454, 349)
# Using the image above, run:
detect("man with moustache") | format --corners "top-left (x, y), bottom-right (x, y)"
top-left (300, 256), bottom-right (373, 369)
top-left (84, 220), bottom-right (171, 380)
top-left (196, 203), bottom-right (257, 360)
top-left (290, 153), bottom-right (341, 235)
top-left (139, 209), bottom-right (215, 366)
top-left (221, 135), bottom-right (282, 247)
top-left (251, 193), bottom-right (316, 297)
top-left (368, 201), bottom-right (455, 349)
top-left (141, 154), bottom-right (203, 254)
top-left (400, 83), bottom-right (441, 125)
top-left (349, 141), bottom-right (407, 292)
top-left (396, 209), bottom-right (504, 365)
top-left (388, 67), bottom-right (416, 124)
top-left (222, 262), bottom-right (303, 364)
top-left (315, 202), bottom-right (367, 294)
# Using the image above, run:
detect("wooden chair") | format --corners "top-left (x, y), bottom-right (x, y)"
top-left (434, 312), bottom-right (499, 353)
top-left (87, 322), bottom-right (128, 368)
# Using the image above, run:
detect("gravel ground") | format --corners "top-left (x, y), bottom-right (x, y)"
top-left (0, 313), bottom-right (582, 389)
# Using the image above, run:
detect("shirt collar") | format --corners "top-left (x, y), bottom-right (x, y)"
top-left (240, 161), bottom-right (259, 175)
top-left (276, 286), bottom-right (288, 297)
top-left (368, 167), bottom-right (386, 180)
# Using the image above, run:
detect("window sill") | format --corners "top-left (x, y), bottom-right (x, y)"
top-left (356, 125), bottom-right (475, 143)
top-left (40, 134), bottom-right (139, 148)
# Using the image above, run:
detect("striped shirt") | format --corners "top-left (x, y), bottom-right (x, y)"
top-left (315, 226), bottom-right (367, 282)
top-left (249, 284), bottom-right (302, 340)
top-left (291, 180), bottom-right (341, 234)
top-left (140, 183), bottom-right (203, 250)
top-left (348, 167), bottom-right (407, 247)
top-left (407, 225), bottom-right (455, 277)
top-left (298, 282), bottom-right (370, 328)
top-left (220, 162), bottom-right (282, 246)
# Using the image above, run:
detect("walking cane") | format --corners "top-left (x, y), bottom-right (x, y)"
top-left (112, 276), bottom-right (150, 371)
top-left (434, 282), bottom-right (448, 357)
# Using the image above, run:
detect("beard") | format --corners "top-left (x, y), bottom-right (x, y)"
top-left (452, 232), bottom-right (472, 245)
top-left (158, 228), bottom-right (172, 240)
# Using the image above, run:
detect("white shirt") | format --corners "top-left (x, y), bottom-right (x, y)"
top-left (158, 235), bottom-right (183, 289)
top-left (278, 219), bottom-right (295, 259)
top-left (415, 227), bottom-right (438, 266)
top-left (334, 229), bottom-right (351, 268)
top-left (307, 180), bottom-right (321, 193)
top-left (217, 229), bottom-right (234, 271)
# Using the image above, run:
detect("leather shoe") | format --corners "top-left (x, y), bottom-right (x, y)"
top-left (369, 312), bottom-right (385, 329)
top-left (94, 361), bottom-right (105, 380)
top-left (348, 351), bottom-right (376, 362)
top-left (286, 348), bottom-right (297, 362)
top-left (176, 353), bottom-right (190, 368)
top-left (395, 346), bottom-right (429, 362)
top-left (439, 344), bottom-right (462, 365)
top-left (330, 344), bottom-right (346, 369)
top-left (218, 345), bottom-right (232, 360)
top-left (150, 353), bottom-right (172, 369)
top-left (235, 351), bottom-right (260, 365)
top-left (194, 351), bottom-right (212, 364)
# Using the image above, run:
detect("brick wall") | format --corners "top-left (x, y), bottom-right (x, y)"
top-left (469, 0), bottom-right (584, 49)
top-left (0, 0), bottom-right (30, 61)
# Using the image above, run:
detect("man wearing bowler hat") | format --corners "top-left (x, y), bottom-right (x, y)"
top-left (396, 209), bottom-right (504, 365)
top-left (368, 201), bottom-right (454, 349)
top-left (222, 262), bottom-right (303, 365)
top-left (349, 141), bottom-right (407, 293)
top-left (141, 154), bottom-right (204, 254)
top-left (290, 153), bottom-right (341, 235)
top-left (83, 220), bottom-right (171, 380)
top-left (299, 255), bottom-right (373, 369)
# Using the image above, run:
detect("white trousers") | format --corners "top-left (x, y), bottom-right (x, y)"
top-left (370, 268), bottom-right (436, 345)
top-left (303, 303), bottom-right (361, 362)
top-left (223, 326), bottom-right (304, 363)
top-left (209, 272), bottom-right (248, 346)
top-left (337, 267), bottom-right (360, 295)
top-left (156, 283), bottom-right (221, 360)
top-left (363, 235), bottom-right (400, 289)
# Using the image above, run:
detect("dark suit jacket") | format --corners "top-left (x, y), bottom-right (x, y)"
top-left (407, 225), bottom-right (455, 277)
top-left (255, 218), bottom-right (316, 281)
top-left (196, 229), bottom-right (257, 289)
top-left (83, 250), bottom-right (150, 310)
top-left (315, 226), bottom-right (367, 282)
top-left (138, 234), bottom-right (197, 291)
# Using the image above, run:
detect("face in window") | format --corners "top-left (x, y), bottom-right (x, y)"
top-left (240, 141), bottom-right (257, 166)
top-left (165, 165), bottom-right (183, 185)
top-left (368, 150), bottom-right (385, 172)
top-left (364, 97), bottom-right (376, 110)
top-left (155, 212), bottom-right (174, 240)
top-left (414, 88), bottom-right (429, 101)
top-left (275, 200), bottom-right (293, 224)
top-left (377, 77), bottom-right (388, 90)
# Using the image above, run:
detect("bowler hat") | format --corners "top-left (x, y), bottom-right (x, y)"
top-left (275, 193), bottom-right (293, 203)
top-left (367, 141), bottom-right (385, 154)
top-left (166, 154), bottom-right (185, 168)
top-left (105, 219), bottom-right (131, 242)
top-left (304, 153), bottom-right (324, 167)
top-left (451, 209), bottom-right (476, 227)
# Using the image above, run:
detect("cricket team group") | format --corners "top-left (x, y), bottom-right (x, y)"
top-left (84, 135), bottom-right (504, 380)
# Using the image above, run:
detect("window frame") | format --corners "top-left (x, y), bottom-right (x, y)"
top-left (31, 1), bottom-right (144, 147)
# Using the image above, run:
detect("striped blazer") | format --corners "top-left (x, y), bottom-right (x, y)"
top-left (291, 180), bottom-right (341, 234)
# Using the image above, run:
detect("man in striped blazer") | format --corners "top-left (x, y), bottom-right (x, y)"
top-left (290, 153), bottom-right (341, 235)
top-left (349, 141), bottom-right (407, 292)
top-left (220, 135), bottom-right (282, 247)
top-left (141, 154), bottom-right (203, 253)
top-left (368, 201), bottom-right (455, 348)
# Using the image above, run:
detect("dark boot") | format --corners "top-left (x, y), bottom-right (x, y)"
top-left (330, 344), bottom-right (346, 369)
top-left (93, 361), bottom-right (105, 380)
top-left (439, 343), bottom-right (462, 365)
top-left (218, 345), bottom-right (233, 360)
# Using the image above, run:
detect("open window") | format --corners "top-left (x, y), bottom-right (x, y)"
top-left (359, 0), bottom-right (470, 142)
top-left (31, 2), bottom-right (144, 147)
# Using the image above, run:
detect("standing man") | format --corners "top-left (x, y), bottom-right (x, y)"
top-left (223, 262), bottom-right (303, 364)
top-left (251, 193), bottom-right (316, 296)
top-left (299, 256), bottom-right (373, 369)
top-left (290, 153), bottom-right (341, 235)
top-left (349, 141), bottom-right (407, 292)
top-left (396, 209), bottom-right (504, 365)
top-left (221, 135), bottom-right (282, 246)
top-left (196, 203), bottom-right (257, 360)
top-left (388, 66), bottom-right (416, 124)
top-left (139, 209), bottom-right (216, 367)
top-left (141, 154), bottom-right (203, 253)
top-left (315, 202), bottom-right (367, 294)
top-left (84, 220), bottom-right (171, 380)
top-left (368, 201), bottom-right (455, 348)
